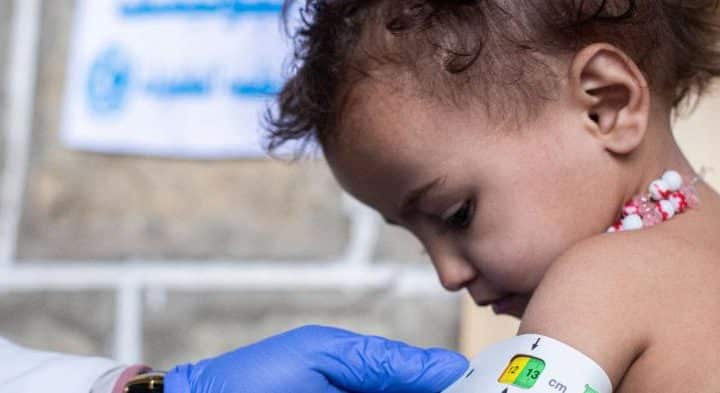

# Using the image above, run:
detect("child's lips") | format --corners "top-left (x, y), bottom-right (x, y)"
top-left (472, 293), bottom-right (526, 315)
top-left (491, 294), bottom-right (529, 316)
top-left (490, 295), bottom-right (517, 313)
top-left (473, 294), bottom-right (514, 307)
top-left (468, 286), bottom-right (530, 316)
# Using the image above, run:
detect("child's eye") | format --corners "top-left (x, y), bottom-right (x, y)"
top-left (442, 199), bottom-right (475, 230)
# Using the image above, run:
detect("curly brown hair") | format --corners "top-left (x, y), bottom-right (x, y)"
top-left (265, 0), bottom-right (720, 154)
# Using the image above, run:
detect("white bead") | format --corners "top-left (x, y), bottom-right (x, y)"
top-left (662, 170), bottom-right (683, 191)
top-left (669, 194), bottom-right (683, 211)
top-left (621, 214), bottom-right (644, 231)
top-left (658, 199), bottom-right (676, 219)
top-left (649, 179), bottom-right (669, 200)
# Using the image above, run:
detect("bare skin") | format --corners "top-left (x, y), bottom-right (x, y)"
top-left (324, 42), bottom-right (720, 392)
top-left (521, 182), bottom-right (720, 392)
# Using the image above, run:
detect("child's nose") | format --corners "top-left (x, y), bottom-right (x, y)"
top-left (428, 249), bottom-right (478, 292)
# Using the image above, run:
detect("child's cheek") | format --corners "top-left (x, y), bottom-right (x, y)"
top-left (466, 218), bottom-right (565, 293)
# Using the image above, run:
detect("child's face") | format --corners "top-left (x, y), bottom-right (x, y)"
top-left (325, 80), bottom-right (622, 318)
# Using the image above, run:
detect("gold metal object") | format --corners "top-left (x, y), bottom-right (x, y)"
top-left (124, 372), bottom-right (165, 393)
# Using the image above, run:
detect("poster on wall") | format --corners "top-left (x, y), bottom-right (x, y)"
top-left (61, 0), bottom-right (292, 159)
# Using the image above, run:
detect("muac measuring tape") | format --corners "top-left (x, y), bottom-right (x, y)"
top-left (442, 334), bottom-right (612, 393)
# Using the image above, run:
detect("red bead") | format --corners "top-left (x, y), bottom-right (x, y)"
top-left (680, 185), bottom-right (700, 209)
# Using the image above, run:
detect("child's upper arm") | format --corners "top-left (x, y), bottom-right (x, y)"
top-left (518, 235), bottom-right (650, 389)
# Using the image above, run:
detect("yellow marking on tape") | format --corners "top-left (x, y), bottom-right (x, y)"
top-left (498, 355), bottom-right (531, 384)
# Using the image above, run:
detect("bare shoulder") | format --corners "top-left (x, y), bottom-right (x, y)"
top-left (518, 231), bottom-right (662, 388)
top-left (520, 187), bottom-right (720, 392)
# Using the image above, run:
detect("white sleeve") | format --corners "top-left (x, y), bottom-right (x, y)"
top-left (90, 366), bottom-right (127, 393)
top-left (0, 336), bottom-right (121, 393)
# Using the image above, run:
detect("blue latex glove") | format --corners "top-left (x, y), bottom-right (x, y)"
top-left (165, 325), bottom-right (468, 393)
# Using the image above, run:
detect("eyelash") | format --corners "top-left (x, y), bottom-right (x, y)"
top-left (444, 199), bottom-right (475, 230)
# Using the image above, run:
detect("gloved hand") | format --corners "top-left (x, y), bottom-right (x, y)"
top-left (165, 325), bottom-right (468, 393)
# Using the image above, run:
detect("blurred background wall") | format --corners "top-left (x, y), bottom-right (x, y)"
top-left (0, 0), bottom-right (461, 369)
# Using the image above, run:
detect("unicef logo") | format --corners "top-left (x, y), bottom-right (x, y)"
top-left (86, 46), bottom-right (131, 114)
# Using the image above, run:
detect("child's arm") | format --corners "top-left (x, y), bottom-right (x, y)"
top-left (518, 234), bottom-right (650, 389)
top-left (442, 235), bottom-right (650, 393)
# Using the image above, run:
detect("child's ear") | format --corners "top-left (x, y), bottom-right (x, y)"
top-left (569, 43), bottom-right (650, 155)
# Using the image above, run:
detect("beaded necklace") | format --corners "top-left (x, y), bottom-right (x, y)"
top-left (607, 169), bottom-right (703, 232)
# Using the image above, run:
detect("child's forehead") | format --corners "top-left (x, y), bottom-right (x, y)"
top-left (337, 45), bottom-right (567, 137)
top-left (334, 80), bottom-right (429, 152)
top-left (334, 76), bottom-right (467, 151)
top-left (326, 77), bottom-right (518, 190)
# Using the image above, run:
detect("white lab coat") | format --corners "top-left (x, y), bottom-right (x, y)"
top-left (0, 336), bottom-right (122, 393)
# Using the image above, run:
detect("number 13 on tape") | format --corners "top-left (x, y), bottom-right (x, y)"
top-left (498, 355), bottom-right (546, 389)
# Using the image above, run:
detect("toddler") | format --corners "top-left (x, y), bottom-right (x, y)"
top-left (267, 1), bottom-right (720, 392)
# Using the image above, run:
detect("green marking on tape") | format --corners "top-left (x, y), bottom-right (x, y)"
top-left (514, 357), bottom-right (545, 388)
top-left (584, 385), bottom-right (599, 393)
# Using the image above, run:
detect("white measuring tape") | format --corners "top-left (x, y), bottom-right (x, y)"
top-left (443, 334), bottom-right (612, 393)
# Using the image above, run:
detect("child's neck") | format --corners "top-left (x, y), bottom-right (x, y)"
top-left (622, 111), bottom-right (698, 206)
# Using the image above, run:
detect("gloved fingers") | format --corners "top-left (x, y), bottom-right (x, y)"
top-left (164, 364), bottom-right (192, 393)
top-left (324, 385), bottom-right (351, 393)
top-left (311, 330), bottom-right (469, 393)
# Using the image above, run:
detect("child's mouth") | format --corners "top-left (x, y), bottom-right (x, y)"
top-left (490, 295), bottom-right (517, 314)
top-left (487, 294), bottom-right (528, 317)
top-left (470, 289), bottom-right (530, 317)
top-left (474, 293), bottom-right (514, 307)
